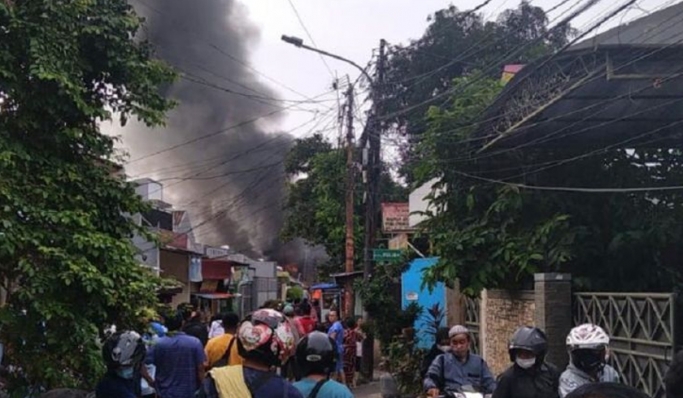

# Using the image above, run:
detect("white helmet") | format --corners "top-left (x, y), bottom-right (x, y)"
top-left (566, 323), bottom-right (609, 350)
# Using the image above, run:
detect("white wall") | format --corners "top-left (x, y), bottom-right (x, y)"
top-left (133, 178), bottom-right (163, 202)
top-left (409, 178), bottom-right (446, 228)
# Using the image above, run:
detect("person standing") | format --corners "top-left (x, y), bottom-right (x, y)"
top-left (146, 311), bottom-right (207, 398)
top-left (96, 331), bottom-right (146, 398)
top-left (183, 310), bottom-right (209, 347)
top-left (355, 317), bottom-right (366, 383)
top-left (327, 310), bottom-right (345, 383)
top-left (205, 312), bottom-right (242, 370)
top-left (199, 308), bottom-right (303, 398)
top-left (293, 331), bottom-right (354, 398)
top-left (342, 317), bottom-right (361, 387)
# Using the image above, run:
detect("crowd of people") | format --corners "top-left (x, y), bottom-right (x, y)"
top-left (94, 299), bottom-right (365, 398)
top-left (420, 322), bottom-right (682, 398)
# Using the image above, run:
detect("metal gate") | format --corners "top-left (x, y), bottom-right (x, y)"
top-left (464, 296), bottom-right (481, 354)
top-left (573, 292), bottom-right (679, 398)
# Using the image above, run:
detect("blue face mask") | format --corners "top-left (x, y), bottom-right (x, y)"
top-left (117, 367), bottom-right (135, 380)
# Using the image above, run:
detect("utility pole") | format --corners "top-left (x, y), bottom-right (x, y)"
top-left (361, 38), bottom-right (387, 380)
top-left (344, 83), bottom-right (355, 318)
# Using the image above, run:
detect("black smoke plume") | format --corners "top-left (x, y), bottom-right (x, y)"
top-left (119, 0), bottom-right (295, 257)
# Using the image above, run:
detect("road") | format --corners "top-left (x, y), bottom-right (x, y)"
top-left (352, 380), bottom-right (382, 398)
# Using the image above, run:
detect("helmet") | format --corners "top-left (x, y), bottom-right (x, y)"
top-left (508, 326), bottom-right (548, 362)
top-left (237, 308), bottom-right (294, 367)
top-left (567, 324), bottom-right (609, 374)
top-left (296, 331), bottom-right (337, 376)
top-left (102, 331), bottom-right (145, 370)
top-left (567, 324), bottom-right (609, 349)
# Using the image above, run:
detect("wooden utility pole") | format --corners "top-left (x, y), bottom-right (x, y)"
top-left (344, 83), bottom-right (355, 317)
top-left (361, 38), bottom-right (387, 379)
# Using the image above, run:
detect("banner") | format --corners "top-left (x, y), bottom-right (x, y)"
top-left (381, 202), bottom-right (411, 232)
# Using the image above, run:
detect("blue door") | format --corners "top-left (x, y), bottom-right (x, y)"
top-left (401, 257), bottom-right (447, 349)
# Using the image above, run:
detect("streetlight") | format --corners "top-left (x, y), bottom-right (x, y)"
top-left (280, 35), bottom-right (373, 85)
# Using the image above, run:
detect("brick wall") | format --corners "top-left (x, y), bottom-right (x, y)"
top-left (481, 289), bottom-right (535, 376)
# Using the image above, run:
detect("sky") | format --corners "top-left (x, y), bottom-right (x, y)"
top-left (243, 0), bottom-right (675, 135)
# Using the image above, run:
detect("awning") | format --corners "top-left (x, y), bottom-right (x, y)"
top-left (192, 293), bottom-right (236, 300)
top-left (309, 283), bottom-right (338, 290)
top-left (201, 259), bottom-right (232, 280)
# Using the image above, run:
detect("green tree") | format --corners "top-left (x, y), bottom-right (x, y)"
top-left (417, 76), bottom-right (683, 295)
top-left (416, 77), bottom-right (574, 295)
top-left (0, 0), bottom-right (175, 391)
top-left (281, 134), bottom-right (406, 278)
top-left (382, 1), bottom-right (574, 182)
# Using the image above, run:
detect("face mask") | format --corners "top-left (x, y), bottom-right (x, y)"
top-left (515, 357), bottom-right (536, 369)
top-left (117, 367), bottom-right (135, 380)
top-left (438, 345), bottom-right (450, 353)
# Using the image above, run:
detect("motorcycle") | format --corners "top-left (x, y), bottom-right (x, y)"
top-left (436, 384), bottom-right (491, 398)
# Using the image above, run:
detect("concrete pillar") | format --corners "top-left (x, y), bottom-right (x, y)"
top-left (534, 273), bottom-right (572, 369)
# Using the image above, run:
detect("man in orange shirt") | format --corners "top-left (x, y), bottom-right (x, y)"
top-left (205, 313), bottom-right (243, 369)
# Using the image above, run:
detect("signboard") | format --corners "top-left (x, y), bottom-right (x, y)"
top-left (373, 249), bottom-right (402, 262)
top-left (205, 246), bottom-right (230, 259)
top-left (405, 292), bottom-right (419, 301)
top-left (501, 64), bottom-right (525, 84)
top-left (381, 202), bottom-right (411, 232)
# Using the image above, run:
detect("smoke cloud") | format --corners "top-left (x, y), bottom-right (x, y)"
top-left (116, 0), bottom-right (296, 257)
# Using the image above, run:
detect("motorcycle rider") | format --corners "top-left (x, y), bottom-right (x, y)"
top-left (424, 325), bottom-right (496, 397)
top-left (421, 327), bottom-right (451, 380)
top-left (96, 331), bottom-right (147, 398)
top-left (493, 326), bottom-right (560, 398)
top-left (292, 331), bottom-right (353, 398)
top-left (200, 308), bottom-right (303, 398)
top-left (559, 323), bottom-right (620, 398)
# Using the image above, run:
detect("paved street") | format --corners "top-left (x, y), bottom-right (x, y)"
top-left (352, 380), bottom-right (382, 398)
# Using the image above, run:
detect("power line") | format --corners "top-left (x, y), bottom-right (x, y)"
top-left (286, 0), bottom-right (335, 78)
top-left (126, 88), bottom-right (336, 165)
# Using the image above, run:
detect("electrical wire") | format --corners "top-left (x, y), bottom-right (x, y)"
top-left (286, 0), bottom-right (335, 79)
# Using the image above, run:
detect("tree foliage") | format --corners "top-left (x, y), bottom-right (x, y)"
top-left (382, 1), bottom-right (574, 182)
top-left (0, 0), bottom-right (175, 391)
top-left (281, 134), bottom-right (406, 278)
top-left (417, 76), bottom-right (683, 295)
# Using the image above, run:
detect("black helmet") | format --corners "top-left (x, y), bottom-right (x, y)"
top-left (296, 331), bottom-right (337, 376)
top-left (102, 331), bottom-right (146, 370)
top-left (508, 326), bottom-right (548, 362)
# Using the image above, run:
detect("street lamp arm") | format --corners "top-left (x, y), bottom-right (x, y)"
top-left (281, 35), bottom-right (373, 84)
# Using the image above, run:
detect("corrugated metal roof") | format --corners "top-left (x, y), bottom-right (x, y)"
top-left (572, 2), bottom-right (683, 50)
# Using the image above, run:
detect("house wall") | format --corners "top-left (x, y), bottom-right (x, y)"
top-left (160, 250), bottom-right (190, 309)
top-left (481, 289), bottom-right (535, 376)
top-left (401, 257), bottom-right (447, 350)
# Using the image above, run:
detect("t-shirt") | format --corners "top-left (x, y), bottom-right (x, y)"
top-left (244, 367), bottom-right (303, 398)
top-left (296, 316), bottom-right (316, 334)
top-left (205, 333), bottom-right (243, 368)
top-left (96, 373), bottom-right (136, 398)
top-left (293, 378), bottom-right (354, 398)
top-left (328, 322), bottom-right (344, 354)
top-left (146, 332), bottom-right (207, 398)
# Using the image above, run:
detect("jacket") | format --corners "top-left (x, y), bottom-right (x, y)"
top-left (558, 363), bottom-right (620, 398)
top-left (423, 352), bottom-right (497, 394)
top-left (421, 346), bottom-right (445, 379)
top-left (493, 362), bottom-right (560, 398)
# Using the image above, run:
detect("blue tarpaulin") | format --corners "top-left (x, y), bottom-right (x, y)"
top-left (309, 283), bottom-right (339, 290)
